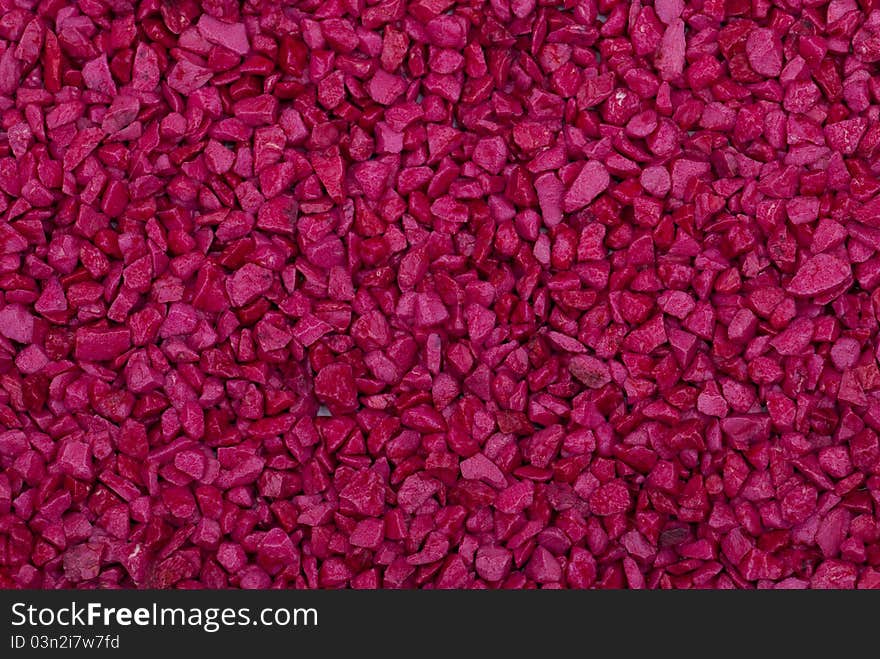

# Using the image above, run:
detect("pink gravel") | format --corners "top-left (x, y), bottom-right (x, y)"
top-left (0, 0), bottom-right (879, 591)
